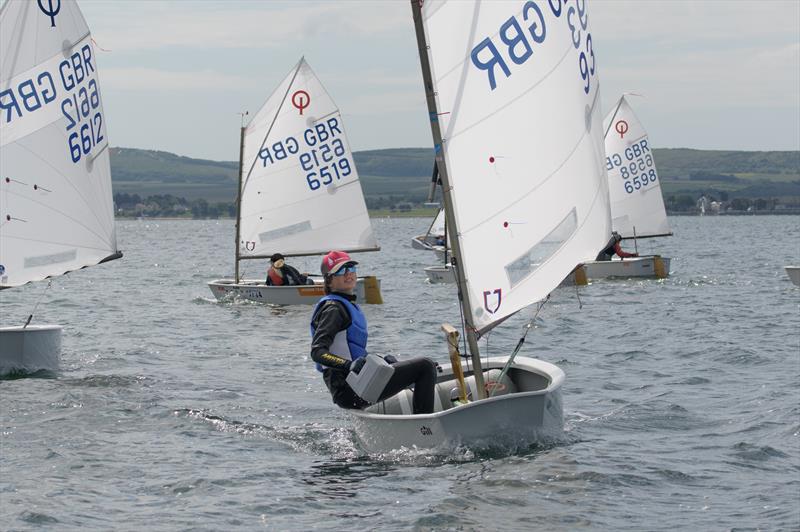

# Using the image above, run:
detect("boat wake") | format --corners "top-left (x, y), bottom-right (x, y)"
top-left (175, 408), bottom-right (564, 464)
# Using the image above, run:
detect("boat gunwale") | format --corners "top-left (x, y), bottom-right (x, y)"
top-left (350, 356), bottom-right (564, 422)
top-left (207, 276), bottom-right (376, 290)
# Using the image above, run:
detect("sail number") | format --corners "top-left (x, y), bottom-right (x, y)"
top-left (470, 0), bottom-right (596, 95)
top-left (256, 117), bottom-right (353, 191)
top-left (300, 139), bottom-right (352, 190)
top-left (0, 42), bottom-right (105, 164)
top-left (606, 139), bottom-right (658, 194)
top-left (62, 79), bottom-right (104, 163)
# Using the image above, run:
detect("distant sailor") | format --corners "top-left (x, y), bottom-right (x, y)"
top-left (596, 231), bottom-right (639, 261)
top-left (309, 251), bottom-right (437, 413)
top-left (265, 253), bottom-right (312, 286)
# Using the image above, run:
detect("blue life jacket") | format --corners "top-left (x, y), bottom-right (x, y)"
top-left (310, 294), bottom-right (368, 372)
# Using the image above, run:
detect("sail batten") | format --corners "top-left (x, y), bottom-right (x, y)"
top-left (417, 0), bottom-right (612, 333)
top-left (237, 59), bottom-right (377, 259)
top-left (0, 0), bottom-right (119, 289)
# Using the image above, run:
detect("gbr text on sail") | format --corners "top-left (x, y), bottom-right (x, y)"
top-left (0, 38), bottom-right (105, 164)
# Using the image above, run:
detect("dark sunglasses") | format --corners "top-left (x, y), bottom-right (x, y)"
top-left (332, 265), bottom-right (357, 276)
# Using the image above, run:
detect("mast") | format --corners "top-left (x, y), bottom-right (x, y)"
top-left (426, 162), bottom-right (439, 204)
top-left (410, 0), bottom-right (486, 398)
top-left (234, 122), bottom-right (246, 283)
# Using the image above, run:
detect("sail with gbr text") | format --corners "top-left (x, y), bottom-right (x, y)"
top-left (237, 58), bottom-right (377, 258)
top-left (603, 95), bottom-right (671, 238)
top-left (419, 0), bottom-right (611, 333)
top-left (0, 0), bottom-right (119, 288)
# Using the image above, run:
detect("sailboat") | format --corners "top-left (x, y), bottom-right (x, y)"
top-left (423, 211), bottom-right (455, 284)
top-left (0, 0), bottom-right (121, 375)
top-left (348, 0), bottom-right (612, 452)
top-left (208, 58), bottom-right (382, 305)
top-left (411, 206), bottom-right (446, 251)
top-left (580, 95), bottom-right (672, 280)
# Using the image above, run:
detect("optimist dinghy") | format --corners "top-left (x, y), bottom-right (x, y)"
top-left (346, 0), bottom-right (612, 452)
top-left (0, 0), bottom-right (122, 375)
top-left (579, 95), bottom-right (672, 280)
top-left (208, 58), bottom-right (382, 305)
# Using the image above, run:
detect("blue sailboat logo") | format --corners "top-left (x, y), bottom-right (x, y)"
top-left (37, 0), bottom-right (61, 28)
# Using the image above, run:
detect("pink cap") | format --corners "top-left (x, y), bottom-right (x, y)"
top-left (321, 250), bottom-right (358, 276)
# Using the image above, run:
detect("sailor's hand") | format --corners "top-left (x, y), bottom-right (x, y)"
top-left (383, 355), bottom-right (398, 364)
top-left (349, 357), bottom-right (367, 374)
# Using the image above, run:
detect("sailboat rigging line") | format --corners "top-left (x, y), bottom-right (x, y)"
top-left (489, 295), bottom-right (551, 398)
top-left (23, 280), bottom-right (53, 329)
top-left (455, 283), bottom-right (471, 373)
top-left (603, 96), bottom-right (626, 140)
top-left (241, 58), bottom-right (305, 193)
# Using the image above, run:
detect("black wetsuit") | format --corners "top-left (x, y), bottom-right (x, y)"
top-left (310, 292), bottom-right (438, 414)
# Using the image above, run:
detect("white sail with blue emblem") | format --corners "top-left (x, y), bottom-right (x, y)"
top-left (237, 58), bottom-right (378, 259)
top-left (0, 0), bottom-right (120, 288)
top-left (418, 0), bottom-right (611, 334)
top-left (603, 95), bottom-right (671, 238)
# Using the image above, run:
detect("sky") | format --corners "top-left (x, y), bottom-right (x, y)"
top-left (61, 0), bottom-right (800, 161)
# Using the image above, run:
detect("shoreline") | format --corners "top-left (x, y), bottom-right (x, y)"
top-left (117, 211), bottom-right (800, 221)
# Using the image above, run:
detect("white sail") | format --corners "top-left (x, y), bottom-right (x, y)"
top-left (430, 207), bottom-right (445, 236)
top-left (419, 1), bottom-right (611, 333)
top-left (603, 96), bottom-right (670, 238)
top-left (0, 0), bottom-right (118, 288)
top-left (238, 58), bottom-right (377, 258)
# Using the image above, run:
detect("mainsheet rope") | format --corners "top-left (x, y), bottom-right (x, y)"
top-left (24, 279), bottom-right (53, 328)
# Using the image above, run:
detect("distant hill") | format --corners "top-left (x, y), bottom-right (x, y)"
top-left (109, 146), bottom-right (800, 205)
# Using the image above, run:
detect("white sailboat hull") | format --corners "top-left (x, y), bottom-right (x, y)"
top-left (425, 265), bottom-right (455, 284)
top-left (207, 276), bottom-right (382, 305)
top-left (0, 325), bottom-right (61, 376)
top-left (786, 266), bottom-right (800, 286)
top-left (581, 256), bottom-right (671, 280)
top-left (350, 356), bottom-right (564, 453)
top-left (411, 235), bottom-right (435, 250)
top-left (432, 246), bottom-right (449, 262)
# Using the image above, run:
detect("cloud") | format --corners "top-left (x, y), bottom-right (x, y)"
top-left (602, 41), bottom-right (800, 110)
top-left (100, 67), bottom-right (256, 91)
top-left (86, 1), bottom-right (409, 52)
top-left (593, 0), bottom-right (799, 45)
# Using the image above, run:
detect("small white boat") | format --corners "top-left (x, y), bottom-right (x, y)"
top-left (592, 95), bottom-right (673, 279)
top-left (0, 0), bottom-right (122, 376)
top-left (581, 255), bottom-right (671, 280)
top-left (0, 326), bottom-right (62, 376)
top-left (348, 0), bottom-right (613, 452)
top-left (208, 58), bottom-right (381, 305)
top-left (786, 266), bottom-right (800, 286)
top-left (411, 208), bottom-right (446, 251)
top-left (352, 356), bottom-right (564, 452)
top-left (424, 264), bottom-right (455, 284)
top-left (208, 275), bottom-right (382, 305)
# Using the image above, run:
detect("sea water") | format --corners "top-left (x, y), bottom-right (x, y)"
top-left (1, 215), bottom-right (798, 530)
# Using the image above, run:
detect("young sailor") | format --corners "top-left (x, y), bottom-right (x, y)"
top-left (309, 251), bottom-right (437, 413)
top-left (266, 253), bottom-right (312, 286)
top-left (595, 231), bottom-right (639, 261)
